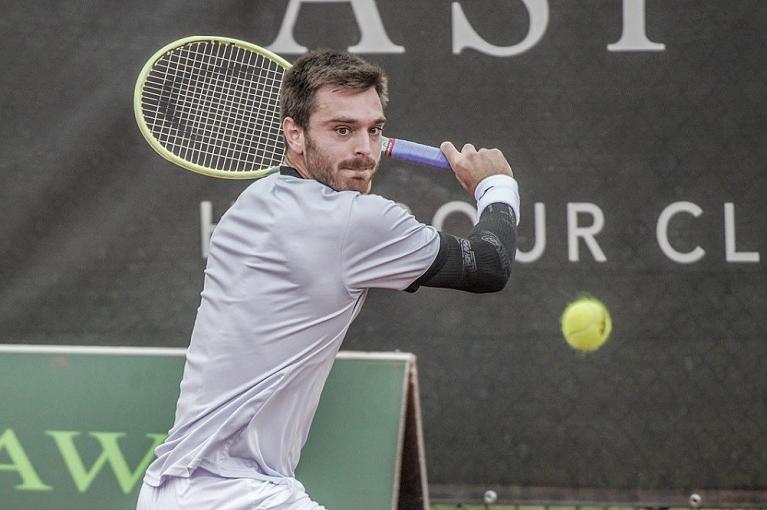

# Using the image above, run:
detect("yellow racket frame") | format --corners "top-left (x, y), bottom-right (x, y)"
top-left (134, 36), bottom-right (293, 179)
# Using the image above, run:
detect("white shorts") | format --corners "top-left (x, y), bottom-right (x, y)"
top-left (136, 470), bottom-right (327, 510)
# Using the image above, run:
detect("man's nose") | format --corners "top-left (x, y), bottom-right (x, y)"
top-left (353, 131), bottom-right (375, 156)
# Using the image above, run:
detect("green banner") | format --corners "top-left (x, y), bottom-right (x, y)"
top-left (0, 346), bottom-right (416, 510)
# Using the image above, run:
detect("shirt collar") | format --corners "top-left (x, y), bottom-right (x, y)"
top-left (279, 166), bottom-right (303, 179)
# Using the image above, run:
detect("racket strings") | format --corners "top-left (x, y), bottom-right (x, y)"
top-left (166, 43), bottom-right (283, 169)
top-left (173, 43), bottom-right (282, 169)
top-left (141, 40), bottom-right (286, 172)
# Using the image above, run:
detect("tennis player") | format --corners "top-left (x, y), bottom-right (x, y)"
top-left (137, 49), bottom-right (519, 510)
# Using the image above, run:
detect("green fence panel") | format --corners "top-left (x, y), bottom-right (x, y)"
top-left (0, 347), bottom-right (418, 510)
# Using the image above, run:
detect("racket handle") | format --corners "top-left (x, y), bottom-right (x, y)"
top-left (382, 137), bottom-right (451, 170)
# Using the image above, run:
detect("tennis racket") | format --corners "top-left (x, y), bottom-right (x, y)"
top-left (134, 35), bottom-right (451, 179)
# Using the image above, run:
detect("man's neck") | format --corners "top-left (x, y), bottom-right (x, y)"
top-left (283, 152), bottom-right (311, 180)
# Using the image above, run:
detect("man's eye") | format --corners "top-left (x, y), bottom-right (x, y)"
top-left (370, 127), bottom-right (383, 136)
top-left (336, 127), bottom-right (350, 135)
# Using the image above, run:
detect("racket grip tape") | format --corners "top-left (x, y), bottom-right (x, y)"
top-left (384, 138), bottom-right (452, 170)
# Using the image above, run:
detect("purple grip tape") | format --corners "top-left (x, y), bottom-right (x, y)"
top-left (384, 137), bottom-right (451, 170)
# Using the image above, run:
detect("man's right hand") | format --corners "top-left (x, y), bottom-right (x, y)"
top-left (440, 141), bottom-right (514, 196)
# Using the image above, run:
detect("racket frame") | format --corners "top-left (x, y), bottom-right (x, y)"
top-left (133, 35), bottom-right (292, 179)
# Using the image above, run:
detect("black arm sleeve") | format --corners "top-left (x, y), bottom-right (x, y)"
top-left (405, 202), bottom-right (517, 293)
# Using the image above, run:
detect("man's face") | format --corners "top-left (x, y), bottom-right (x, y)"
top-left (301, 85), bottom-right (386, 194)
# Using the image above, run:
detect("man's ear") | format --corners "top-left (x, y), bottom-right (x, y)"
top-left (283, 117), bottom-right (305, 155)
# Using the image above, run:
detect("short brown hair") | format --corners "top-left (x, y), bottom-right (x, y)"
top-left (280, 49), bottom-right (389, 128)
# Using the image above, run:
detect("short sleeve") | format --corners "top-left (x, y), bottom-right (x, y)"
top-left (342, 194), bottom-right (440, 291)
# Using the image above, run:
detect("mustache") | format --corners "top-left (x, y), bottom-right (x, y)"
top-left (339, 156), bottom-right (377, 171)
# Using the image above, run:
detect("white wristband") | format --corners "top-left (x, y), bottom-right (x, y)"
top-left (474, 175), bottom-right (520, 225)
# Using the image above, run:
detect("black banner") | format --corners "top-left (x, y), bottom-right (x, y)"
top-left (2, 0), bottom-right (765, 502)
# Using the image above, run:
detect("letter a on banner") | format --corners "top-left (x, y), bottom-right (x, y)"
top-left (267, 0), bottom-right (404, 53)
top-left (0, 429), bottom-right (53, 491)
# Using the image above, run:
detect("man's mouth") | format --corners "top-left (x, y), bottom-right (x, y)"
top-left (343, 169), bottom-right (372, 176)
top-left (339, 157), bottom-right (377, 172)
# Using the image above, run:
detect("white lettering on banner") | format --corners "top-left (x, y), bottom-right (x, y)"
top-left (200, 201), bottom-right (760, 265)
top-left (515, 202), bottom-right (546, 263)
top-left (724, 203), bottom-right (760, 263)
top-left (0, 428), bottom-right (165, 494)
top-left (452, 0), bottom-right (549, 56)
top-left (264, 0), bottom-right (665, 55)
top-left (608, 0), bottom-right (666, 52)
top-left (267, 0), bottom-right (404, 54)
top-left (567, 203), bottom-right (607, 262)
top-left (656, 201), bottom-right (705, 264)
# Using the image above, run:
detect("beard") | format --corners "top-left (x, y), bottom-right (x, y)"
top-left (304, 134), bottom-right (379, 194)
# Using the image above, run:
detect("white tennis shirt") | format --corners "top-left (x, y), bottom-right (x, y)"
top-left (144, 170), bottom-right (440, 486)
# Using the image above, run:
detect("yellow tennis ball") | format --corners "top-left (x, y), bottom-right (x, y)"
top-left (561, 297), bottom-right (612, 351)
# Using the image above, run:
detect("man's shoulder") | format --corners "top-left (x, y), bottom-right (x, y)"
top-left (238, 174), bottom-right (412, 227)
top-left (275, 176), bottom-right (403, 215)
top-left (347, 190), bottom-right (410, 221)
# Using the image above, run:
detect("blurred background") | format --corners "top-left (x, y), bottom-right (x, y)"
top-left (1, 0), bottom-right (765, 507)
